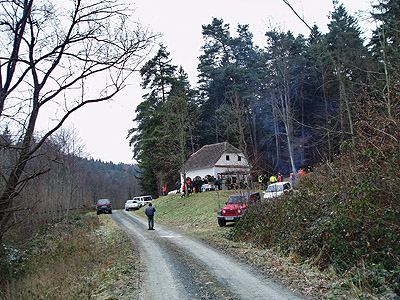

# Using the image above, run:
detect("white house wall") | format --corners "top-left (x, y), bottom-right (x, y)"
top-left (215, 152), bottom-right (249, 167)
top-left (180, 151), bottom-right (250, 184)
top-left (182, 167), bottom-right (214, 182)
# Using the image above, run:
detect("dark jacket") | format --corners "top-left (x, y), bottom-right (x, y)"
top-left (145, 206), bottom-right (156, 217)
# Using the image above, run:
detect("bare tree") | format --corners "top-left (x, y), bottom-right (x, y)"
top-left (0, 0), bottom-right (155, 242)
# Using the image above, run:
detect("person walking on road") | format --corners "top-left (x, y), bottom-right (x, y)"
top-left (145, 203), bottom-right (156, 230)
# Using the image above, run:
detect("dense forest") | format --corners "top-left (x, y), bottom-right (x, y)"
top-left (0, 128), bottom-right (140, 237)
top-left (130, 1), bottom-right (400, 196)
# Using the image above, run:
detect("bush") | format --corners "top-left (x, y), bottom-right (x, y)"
top-left (231, 98), bottom-right (400, 297)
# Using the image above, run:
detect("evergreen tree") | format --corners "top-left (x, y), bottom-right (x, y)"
top-left (197, 18), bottom-right (263, 170)
top-left (129, 93), bottom-right (163, 196)
top-left (260, 30), bottom-right (309, 173)
top-left (129, 46), bottom-right (196, 195)
top-left (140, 44), bottom-right (177, 102)
top-left (163, 68), bottom-right (198, 194)
top-left (197, 18), bottom-right (233, 146)
top-left (371, 0), bottom-right (400, 63)
top-left (370, 0), bottom-right (400, 117)
top-left (325, 4), bottom-right (370, 145)
top-left (129, 45), bottom-right (177, 196)
top-left (305, 25), bottom-right (339, 162)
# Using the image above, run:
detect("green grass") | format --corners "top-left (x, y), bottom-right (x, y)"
top-left (133, 190), bottom-right (245, 239)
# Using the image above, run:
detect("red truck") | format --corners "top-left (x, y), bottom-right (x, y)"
top-left (217, 192), bottom-right (260, 226)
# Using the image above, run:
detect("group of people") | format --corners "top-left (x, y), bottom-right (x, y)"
top-left (290, 168), bottom-right (306, 186)
top-left (261, 168), bottom-right (306, 188)
top-left (164, 169), bottom-right (307, 197)
top-left (176, 175), bottom-right (222, 197)
top-left (150, 168), bottom-right (308, 230)
top-left (268, 173), bottom-right (283, 184)
top-left (256, 174), bottom-right (281, 189)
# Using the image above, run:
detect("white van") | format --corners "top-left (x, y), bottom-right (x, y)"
top-left (263, 182), bottom-right (292, 200)
top-left (133, 195), bottom-right (153, 207)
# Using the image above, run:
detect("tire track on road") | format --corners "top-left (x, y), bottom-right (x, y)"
top-left (113, 210), bottom-right (235, 300)
top-left (113, 210), bottom-right (306, 300)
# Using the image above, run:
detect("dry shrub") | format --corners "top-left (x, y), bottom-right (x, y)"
top-left (1, 213), bottom-right (138, 299)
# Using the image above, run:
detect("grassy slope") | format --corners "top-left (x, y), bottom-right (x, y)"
top-left (146, 190), bottom-right (234, 238)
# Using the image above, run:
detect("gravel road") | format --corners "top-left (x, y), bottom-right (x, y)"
top-left (112, 210), bottom-right (306, 300)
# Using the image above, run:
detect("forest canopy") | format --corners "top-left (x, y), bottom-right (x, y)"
top-left (130, 1), bottom-right (399, 196)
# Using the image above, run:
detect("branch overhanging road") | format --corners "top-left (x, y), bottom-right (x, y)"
top-left (112, 210), bottom-right (307, 300)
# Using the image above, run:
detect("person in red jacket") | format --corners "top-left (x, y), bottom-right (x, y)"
top-left (277, 173), bottom-right (282, 182)
top-left (181, 183), bottom-right (186, 198)
top-left (162, 185), bottom-right (167, 196)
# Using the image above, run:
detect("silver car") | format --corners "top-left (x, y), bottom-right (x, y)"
top-left (125, 200), bottom-right (140, 211)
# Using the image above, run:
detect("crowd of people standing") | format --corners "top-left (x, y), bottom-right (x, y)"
top-left (176, 175), bottom-right (221, 197)
top-left (163, 169), bottom-right (307, 197)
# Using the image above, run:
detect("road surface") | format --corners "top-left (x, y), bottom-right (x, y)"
top-left (112, 210), bottom-right (306, 300)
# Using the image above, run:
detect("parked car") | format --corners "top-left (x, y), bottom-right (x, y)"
top-left (133, 195), bottom-right (154, 207)
top-left (217, 192), bottom-right (260, 226)
top-left (263, 181), bottom-right (292, 200)
top-left (168, 190), bottom-right (179, 195)
top-left (201, 183), bottom-right (216, 192)
top-left (96, 199), bottom-right (112, 215)
top-left (125, 199), bottom-right (140, 211)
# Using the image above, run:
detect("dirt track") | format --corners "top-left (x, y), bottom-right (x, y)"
top-left (112, 210), bottom-right (306, 300)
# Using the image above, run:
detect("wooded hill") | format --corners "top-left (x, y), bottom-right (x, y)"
top-left (0, 1), bottom-right (154, 247)
top-left (130, 1), bottom-right (400, 197)
top-left (0, 128), bottom-right (140, 237)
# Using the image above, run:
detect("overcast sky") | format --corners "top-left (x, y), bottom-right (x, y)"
top-left (63, 0), bottom-right (374, 165)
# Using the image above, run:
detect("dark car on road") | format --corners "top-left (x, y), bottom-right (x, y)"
top-left (96, 199), bottom-right (112, 215)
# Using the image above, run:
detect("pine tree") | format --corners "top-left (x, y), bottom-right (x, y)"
top-left (197, 18), bottom-right (263, 169)
top-left (325, 4), bottom-right (369, 146)
top-left (197, 18), bottom-right (233, 145)
top-left (129, 45), bottom-right (177, 196)
top-left (370, 0), bottom-right (400, 117)
top-left (129, 46), bottom-right (197, 195)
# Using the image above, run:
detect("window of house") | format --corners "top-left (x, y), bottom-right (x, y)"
top-left (238, 155), bottom-right (241, 161)
top-left (226, 155), bottom-right (230, 161)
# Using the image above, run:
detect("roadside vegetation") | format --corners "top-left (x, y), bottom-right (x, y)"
top-left (232, 95), bottom-right (400, 299)
top-left (134, 159), bottom-right (399, 300)
top-left (0, 213), bottom-right (140, 300)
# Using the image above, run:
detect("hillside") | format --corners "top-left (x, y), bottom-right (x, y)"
top-left (132, 189), bottom-right (394, 300)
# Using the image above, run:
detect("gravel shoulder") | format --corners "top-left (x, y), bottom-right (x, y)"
top-left (112, 210), bottom-right (306, 300)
